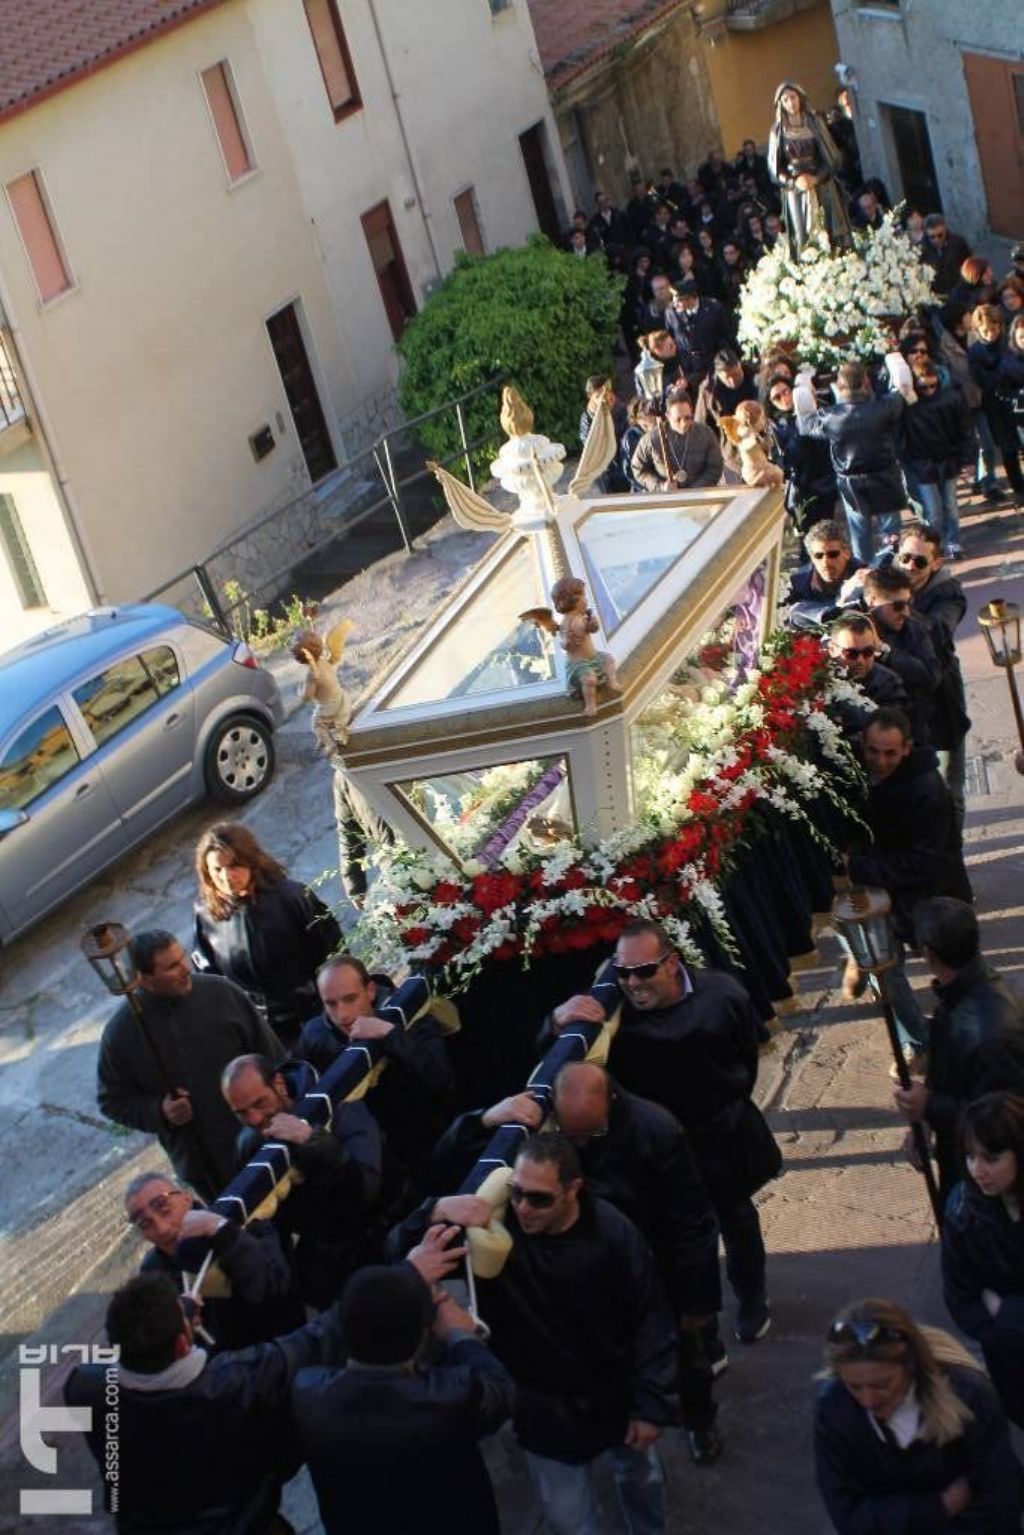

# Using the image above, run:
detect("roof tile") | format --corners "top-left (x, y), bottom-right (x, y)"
top-left (0, 0), bottom-right (228, 121)
top-left (526, 0), bottom-right (685, 93)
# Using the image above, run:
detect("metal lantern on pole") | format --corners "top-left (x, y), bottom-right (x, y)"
top-left (978, 599), bottom-right (1024, 754)
top-left (831, 887), bottom-right (944, 1227)
top-left (633, 346), bottom-right (665, 408)
top-left (80, 922), bottom-right (143, 1013)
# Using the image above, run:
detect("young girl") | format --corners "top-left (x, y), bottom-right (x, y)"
top-left (815, 1297), bottom-right (1021, 1533)
top-left (942, 1092), bottom-right (1024, 1426)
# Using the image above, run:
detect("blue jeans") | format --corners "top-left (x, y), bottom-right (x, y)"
top-left (936, 738), bottom-right (967, 830)
top-left (837, 934), bottom-right (928, 1055)
top-left (525, 1445), bottom-right (665, 1535)
top-left (916, 478), bottom-right (960, 550)
top-left (973, 409), bottom-right (998, 484)
top-left (840, 497), bottom-right (901, 566)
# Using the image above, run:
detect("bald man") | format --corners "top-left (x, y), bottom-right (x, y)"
top-left (551, 1063), bottom-right (723, 1464)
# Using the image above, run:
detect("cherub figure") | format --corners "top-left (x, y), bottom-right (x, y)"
top-left (291, 618), bottom-right (355, 755)
top-left (521, 576), bottom-right (622, 717)
top-left (720, 400), bottom-right (785, 489)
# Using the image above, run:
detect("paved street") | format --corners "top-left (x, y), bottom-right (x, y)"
top-left (1, 488), bottom-right (1022, 1531)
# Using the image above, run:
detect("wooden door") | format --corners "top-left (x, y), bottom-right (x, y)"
top-left (266, 304), bottom-right (337, 483)
top-left (361, 200), bottom-right (417, 342)
top-left (519, 122), bottom-right (562, 242)
top-left (886, 106), bottom-right (941, 214)
top-left (963, 53), bottom-right (1024, 237)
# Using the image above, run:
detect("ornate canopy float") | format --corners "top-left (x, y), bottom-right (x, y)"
top-left (325, 387), bottom-right (863, 1024)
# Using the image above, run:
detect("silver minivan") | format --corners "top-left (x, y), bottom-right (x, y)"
top-left (0, 604), bottom-right (283, 943)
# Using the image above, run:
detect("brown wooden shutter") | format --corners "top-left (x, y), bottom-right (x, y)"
top-left (6, 172), bottom-right (71, 302)
top-left (201, 63), bottom-right (252, 183)
top-left (962, 52), bottom-right (1024, 237)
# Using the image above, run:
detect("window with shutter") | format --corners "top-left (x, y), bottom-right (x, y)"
top-left (303, 0), bottom-right (361, 120)
top-left (5, 172), bottom-right (72, 303)
top-left (201, 61), bottom-right (253, 183)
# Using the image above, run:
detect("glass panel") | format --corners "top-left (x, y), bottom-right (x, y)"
top-left (73, 657), bottom-right (160, 748)
top-left (0, 705), bottom-right (80, 810)
top-left (578, 503), bottom-right (717, 632)
top-left (395, 755), bottom-right (573, 866)
top-left (142, 645), bottom-right (180, 697)
top-left (385, 541), bottom-right (558, 709)
top-left (631, 558), bottom-right (768, 818)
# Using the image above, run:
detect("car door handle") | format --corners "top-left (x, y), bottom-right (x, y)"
top-left (74, 782), bottom-right (93, 801)
top-left (163, 713), bottom-right (182, 730)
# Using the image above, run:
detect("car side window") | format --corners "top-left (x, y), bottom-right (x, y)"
top-left (0, 705), bottom-right (81, 811)
top-left (141, 645), bottom-right (180, 697)
top-left (73, 655), bottom-right (162, 748)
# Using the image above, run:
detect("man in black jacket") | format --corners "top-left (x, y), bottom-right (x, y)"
top-left (795, 360), bottom-right (907, 564)
top-left (415, 1065), bottom-right (723, 1463)
top-left (829, 613), bottom-right (909, 737)
top-left (893, 522), bottom-right (971, 824)
top-left (299, 954), bottom-right (454, 1187)
top-left (548, 921), bottom-right (780, 1349)
top-left (666, 280), bottom-right (733, 387)
top-left (895, 898), bottom-right (1024, 1197)
top-left (65, 1272), bottom-right (344, 1533)
top-left (97, 931), bottom-right (282, 1201)
top-left (845, 710), bottom-right (972, 1062)
top-left (293, 1262), bottom-right (514, 1535)
top-left (861, 566), bottom-right (941, 747)
top-left (223, 1054), bottom-right (383, 1307)
top-left (920, 214), bottom-right (971, 298)
top-left (785, 519), bottom-right (860, 630)
top-left (125, 1170), bottom-right (302, 1351)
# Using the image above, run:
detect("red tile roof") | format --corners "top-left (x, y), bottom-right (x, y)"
top-left (0, 0), bottom-right (229, 123)
top-left (527, 0), bottom-right (685, 93)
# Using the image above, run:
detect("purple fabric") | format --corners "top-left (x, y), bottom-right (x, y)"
top-left (475, 760), bottom-right (568, 868)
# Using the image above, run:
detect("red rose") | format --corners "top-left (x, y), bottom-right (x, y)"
top-left (433, 880), bottom-right (463, 905)
top-left (471, 870), bottom-right (521, 915)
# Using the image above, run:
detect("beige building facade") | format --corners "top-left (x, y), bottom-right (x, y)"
top-left (0, 0), bottom-right (569, 648)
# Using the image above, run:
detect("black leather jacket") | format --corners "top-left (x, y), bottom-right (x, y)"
top-left (797, 394), bottom-right (906, 514)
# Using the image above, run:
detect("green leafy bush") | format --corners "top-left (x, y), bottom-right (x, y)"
top-left (397, 234), bottom-right (623, 470)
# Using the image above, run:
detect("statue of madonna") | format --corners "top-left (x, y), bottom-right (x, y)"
top-left (767, 81), bottom-right (853, 259)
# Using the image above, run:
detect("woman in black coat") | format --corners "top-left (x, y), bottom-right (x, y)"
top-left (815, 1297), bottom-right (1021, 1534)
top-left (969, 305), bottom-right (1024, 499)
top-left (193, 822), bottom-right (341, 1046)
top-left (942, 1092), bottom-right (1024, 1427)
top-left (765, 370), bottom-right (837, 533)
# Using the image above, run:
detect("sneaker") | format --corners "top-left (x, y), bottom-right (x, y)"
top-left (705, 1335), bottom-right (729, 1377)
top-left (735, 1298), bottom-right (771, 1344)
top-left (841, 958), bottom-right (867, 1001)
top-left (687, 1425), bottom-right (724, 1466)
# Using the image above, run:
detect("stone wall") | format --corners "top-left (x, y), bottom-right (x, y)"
top-left (556, 8), bottom-right (722, 209)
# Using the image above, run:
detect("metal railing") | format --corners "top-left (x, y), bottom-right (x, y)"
top-left (0, 330), bottom-right (27, 431)
top-left (143, 373), bottom-right (507, 636)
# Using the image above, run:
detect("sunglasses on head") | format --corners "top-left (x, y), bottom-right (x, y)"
top-left (898, 552), bottom-right (930, 570)
top-left (812, 548), bottom-right (845, 560)
top-left (614, 954), bottom-right (672, 980)
top-left (840, 645), bottom-right (876, 661)
top-left (828, 1319), bottom-right (907, 1351)
top-left (508, 1184), bottom-right (558, 1210)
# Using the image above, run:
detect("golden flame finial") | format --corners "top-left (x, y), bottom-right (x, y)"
top-left (500, 386), bottom-right (534, 439)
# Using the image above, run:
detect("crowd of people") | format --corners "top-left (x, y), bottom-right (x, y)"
top-left (62, 89), bottom-right (1024, 1535)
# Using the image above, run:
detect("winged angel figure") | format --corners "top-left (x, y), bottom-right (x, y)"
top-left (292, 618), bottom-right (355, 756)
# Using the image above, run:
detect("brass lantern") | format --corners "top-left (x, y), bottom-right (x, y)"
top-left (831, 887), bottom-right (896, 974)
top-left (978, 599), bottom-right (1024, 752)
top-left (80, 922), bottom-right (141, 999)
top-left (633, 346), bottom-right (665, 407)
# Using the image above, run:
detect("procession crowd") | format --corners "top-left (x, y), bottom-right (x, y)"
top-left (63, 91), bottom-right (1024, 1535)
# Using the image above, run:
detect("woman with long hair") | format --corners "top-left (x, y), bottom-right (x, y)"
top-left (943, 1093), bottom-right (1024, 1425)
top-left (815, 1297), bottom-right (1020, 1533)
top-left (970, 305), bottom-right (1024, 502)
top-left (767, 81), bottom-right (852, 258)
top-left (950, 255), bottom-right (997, 314)
top-left (193, 822), bottom-right (342, 1046)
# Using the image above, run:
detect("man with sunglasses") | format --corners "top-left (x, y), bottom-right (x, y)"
top-left (860, 567), bottom-right (941, 747)
top-left (125, 1170), bottom-right (302, 1352)
top-left (785, 519), bottom-right (861, 630)
top-left (828, 612), bottom-right (909, 735)
top-left (548, 920), bottom-right (779, 1350)
top-left (893, 522), bottom-right (970, 824)
top-left (474, 1133), bottom-right (678, 1535)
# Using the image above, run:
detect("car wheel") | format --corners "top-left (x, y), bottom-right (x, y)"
top-left (204, 715), bottom-right (275, 804)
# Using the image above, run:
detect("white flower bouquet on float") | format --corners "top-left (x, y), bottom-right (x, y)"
top-left (737, 209), bottom-right (935, 368)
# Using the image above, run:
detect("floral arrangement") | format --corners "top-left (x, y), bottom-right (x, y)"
top-left (736, 210), bottom-right (935, 368)
top-left (352, 633), bottom-right (866, 989)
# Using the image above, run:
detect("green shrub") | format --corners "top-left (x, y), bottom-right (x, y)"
top-left (397, 234), bottom-right (624, 470)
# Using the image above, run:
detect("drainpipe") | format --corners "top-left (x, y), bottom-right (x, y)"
top-left (0, 270), bottom-right (104, 604)
top-left (365, 0), bottom-right (445, 285)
